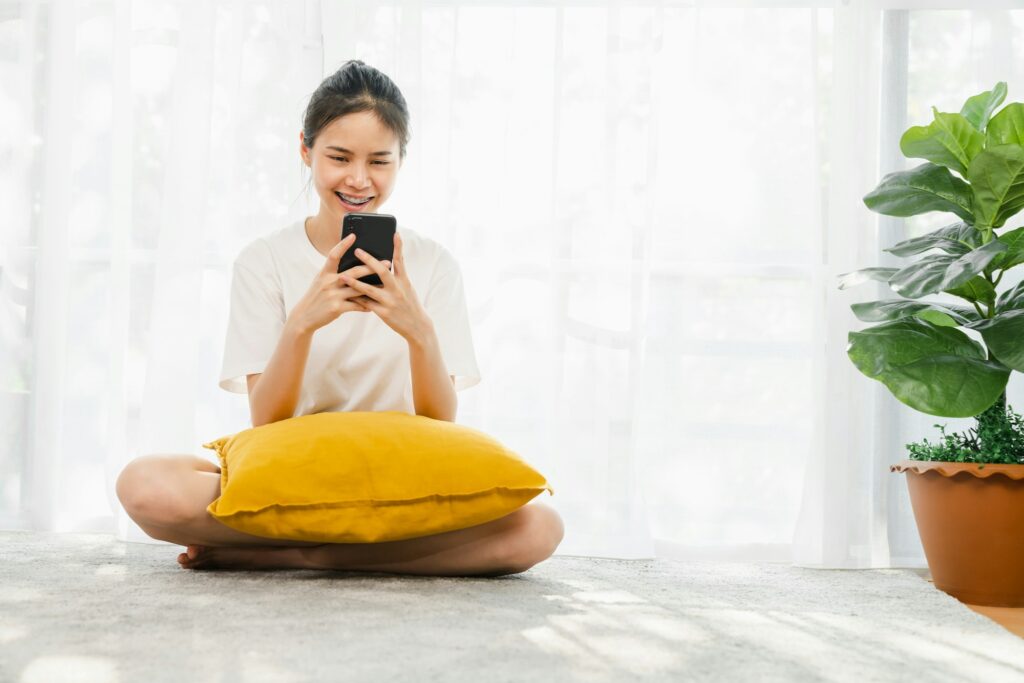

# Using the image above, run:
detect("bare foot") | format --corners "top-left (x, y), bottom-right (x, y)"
top-left (176, 543), bottom-right (316, 571)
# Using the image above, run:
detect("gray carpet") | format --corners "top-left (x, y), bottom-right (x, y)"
top-left (2, 531), bottom-right (1023, 683)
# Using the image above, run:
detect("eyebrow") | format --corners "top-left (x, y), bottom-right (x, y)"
top-left (325, 146), bottom-right (393, 156)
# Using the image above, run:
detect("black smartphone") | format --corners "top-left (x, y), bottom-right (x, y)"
top-left (337, 212), bottom-right (397, 286)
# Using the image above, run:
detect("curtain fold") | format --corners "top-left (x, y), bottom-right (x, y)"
top-left (792, 1), bottom-right (889, 568)
top-left (115, 0), bottom-right (327, 544)
top-left (1, 0), bottom-right (1021, 564)
top-left (122, 1), bottom-right (215, 542)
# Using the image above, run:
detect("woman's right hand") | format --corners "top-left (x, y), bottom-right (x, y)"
top-left (287, 233), bottom-right (390, 334)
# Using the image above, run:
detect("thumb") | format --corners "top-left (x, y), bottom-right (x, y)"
top-left (323, 233), bottom-right (355, 274)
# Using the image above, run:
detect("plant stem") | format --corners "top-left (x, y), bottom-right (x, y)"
top-left (972, 301), bottom-right (986, 318)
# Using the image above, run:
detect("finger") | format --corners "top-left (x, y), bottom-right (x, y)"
top-left (356, 248), bottom-right (398, 288)
top-left (340, 273), bottom-right (365, 290)
top-left (393, 234), bottom-right (407, 280)
top-left (338, 264), bottom-right (376, 281)
top-left (350, 296), bottom-right (371, 310)
top-left (354, 247), bottom-right (388, 277)
top-left (377, 260), bottom-right (396, 288)
top-left (323, 233), bottom-right (357, 275)
top-left (385, 260), bottom-right (401, 284)
top-left (339, 283), bottom-right (366, 299)
top-left (340, 273), bottom-right (384, 303)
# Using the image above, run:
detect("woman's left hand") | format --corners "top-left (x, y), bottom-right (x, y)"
top-left (342, 232), bottom-right (433, 343)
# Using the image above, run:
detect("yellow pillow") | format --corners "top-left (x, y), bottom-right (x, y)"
top-left (201, 411), bottom-right (554, 544)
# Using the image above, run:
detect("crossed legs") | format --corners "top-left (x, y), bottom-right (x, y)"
top-left (115, 454), bottom-right (564, 577)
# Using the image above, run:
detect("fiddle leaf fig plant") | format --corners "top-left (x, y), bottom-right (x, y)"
top-left (841, 81), bottom-right (1024, 464)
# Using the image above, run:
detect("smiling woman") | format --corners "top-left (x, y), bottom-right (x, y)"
top-left (301, 113), bottom-right (398, 238)
top-left (114, 58), bottom-right (563, 576)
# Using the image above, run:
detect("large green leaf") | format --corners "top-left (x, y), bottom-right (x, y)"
top-left (847, 318), bottom-right (1008, 417)
top-left (940, 238), bottom-right (1007, 287)
top-left (882, 357), bottom-right (1009, 417)
top-left (967, 144), bottom-right (1024, 229)
top-left (987, 226), bottom-right (1024, 271)
top-left (888, 254), bottom-right (957, 298)
top-left (888, 241), bottom-right (1005, 298)
top-left (960, 82), bottom-right (1007, 132)
top-left (863, 163), bottom-right (974, 222)
top-left (850, 299), bottom-right (970, 327)
top-left (849, 318), bottom-right (987, 373)
top-left (996, 278), bottom-right (1024, 312)
top-left (966, 308), bottom-right (1024, 372)
top-left (942, 302), bottom-right (986, 321)
top-left (884, 221), bottom-right (980, 257)
top-left (900, 109), bottom-right (985, 176)
top-left (986, 102), bottom-right (1024, 146)
top-left (945, 275), bottom-right (997, 306)
top-left (837, 267), bottom-right (899, 290)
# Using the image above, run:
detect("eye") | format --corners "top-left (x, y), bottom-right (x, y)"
top-left (329, 156), bottom-right (390, 165)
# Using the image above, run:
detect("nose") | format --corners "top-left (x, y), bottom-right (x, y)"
top-left (345, 166), bottom-right (372, 190)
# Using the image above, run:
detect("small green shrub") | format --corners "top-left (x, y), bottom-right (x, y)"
top-left (906, 394), bottom-right (1024, 464)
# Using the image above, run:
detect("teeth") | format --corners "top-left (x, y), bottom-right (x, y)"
top-left (337, 192), bottom-right (371, 205)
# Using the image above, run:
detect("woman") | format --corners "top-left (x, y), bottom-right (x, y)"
top-left (116, 60), bottom-right (563, 576)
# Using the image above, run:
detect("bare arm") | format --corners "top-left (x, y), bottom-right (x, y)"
top-left (248, 325), bottom-right (457, 426)
top-left (246, 320), bottom-right (314, 427)
top-left (407, 321), bottom-right (458, 422)
top-left (245, 234), bottom-right (375, 427)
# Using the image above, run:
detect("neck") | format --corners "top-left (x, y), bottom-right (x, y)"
top-left (305, 209), bottom-right (340, 256)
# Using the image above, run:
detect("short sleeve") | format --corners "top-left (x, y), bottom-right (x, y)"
top-left (218, 247), bottom-right (286, 394)
top-left (423, 249), bottom-right (481, 392)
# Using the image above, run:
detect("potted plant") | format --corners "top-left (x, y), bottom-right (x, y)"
top-left (840, 81), bottom-right (1024, 607)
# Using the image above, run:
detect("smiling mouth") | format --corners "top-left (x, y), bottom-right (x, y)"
top-left (336, 191), bottom-right (374, 207)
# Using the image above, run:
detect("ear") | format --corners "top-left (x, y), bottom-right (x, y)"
top-left (299, 131), bottom-right (310, 166)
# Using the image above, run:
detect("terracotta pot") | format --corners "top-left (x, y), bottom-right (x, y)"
top-left (892, 459), bottom-right (1024, 607)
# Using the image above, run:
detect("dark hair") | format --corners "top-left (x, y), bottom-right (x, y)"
top-left (301, 59), bottom-right (410, 160)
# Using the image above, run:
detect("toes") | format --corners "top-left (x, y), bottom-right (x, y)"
top-left (178, 546), bottom-right (208, 569)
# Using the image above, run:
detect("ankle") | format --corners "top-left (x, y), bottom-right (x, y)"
top-left (299, 544), bottom-right (336, 570)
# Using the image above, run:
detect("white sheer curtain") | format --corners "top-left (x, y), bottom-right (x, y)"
top-left (2, 0), bottom-right (1022, 565)
top-left (1, 0), bottom-right (326, 543)
top-left (796, 5), bottom-right (1024, 569)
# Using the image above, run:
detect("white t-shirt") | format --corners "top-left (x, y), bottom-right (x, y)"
top-left (219, 219), bottom-right (481, 418)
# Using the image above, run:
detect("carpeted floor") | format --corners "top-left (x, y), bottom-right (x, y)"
top-left (2, 531), bottom-right (1023, 683)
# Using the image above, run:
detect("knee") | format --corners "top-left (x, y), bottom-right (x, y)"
top-left (115, 455), bottom-right (192, 527)
top-left (500, 504), bottom-right (564, 574)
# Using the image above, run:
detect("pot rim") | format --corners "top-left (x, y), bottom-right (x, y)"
top-left (891, 459), bottom-right (1024, 479)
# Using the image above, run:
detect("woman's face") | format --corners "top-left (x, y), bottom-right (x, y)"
top-left (300, 110), bottom-right (402, 218)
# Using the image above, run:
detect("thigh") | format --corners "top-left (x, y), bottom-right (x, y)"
top-left (116, 454), bottom-right (322, 548)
